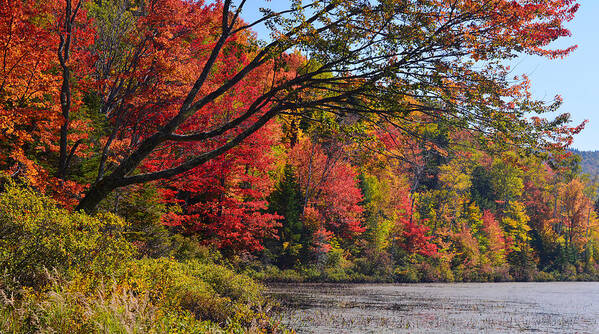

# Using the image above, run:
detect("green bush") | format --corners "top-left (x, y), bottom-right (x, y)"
top-left (0, 184), bottom-right (135, 291)
top-left (0, 183), bottom-right (283, 333)
top-left (249, 265), bottom-right (306, 283)
top-left (0, 257), bottom-right (279, 333)
top-left (393, 266), bottom-right (420, 283)
top-left (117, 257), bottom-right (269, 327)
top-left (98, 184), bottom-right (179, 259)
top-left (534, 271), bottom-right (556, 282)
top-left (0, 276), bottom-right (221, 333)
top-left (418, 262), bottom-right (442, 282)
top-left (353, 249), bottom-right (394, 278)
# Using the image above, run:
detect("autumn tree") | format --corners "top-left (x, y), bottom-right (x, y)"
top-left (359, 171), bottom-right (402, 253)
top-left (0, 0), bottom-right (93, 204)
top-left (398, 218), bottom-right (439, 258)
top-left (502, 200), bottom-right (534, 279)
top-left (558, 179), bottom-right (592, 253)
top-left (482, 210), bottom-right (506, 267)
top-left (157, 120), bottom-right (282, 253)
top-left (69, 0), bottom-right (580, 212)
top-left (0, 0), bottom-right (59, 185)
top-left (290, 136), bottom-right (365, 243)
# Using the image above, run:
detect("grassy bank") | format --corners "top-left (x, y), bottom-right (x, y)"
top-left (0, 184), bottom-right (287, 333)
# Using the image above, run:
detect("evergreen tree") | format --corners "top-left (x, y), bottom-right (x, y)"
top-left (266, 164), bottom-right (306, 267)
top-left (471, 166), bottom-right (497, 211)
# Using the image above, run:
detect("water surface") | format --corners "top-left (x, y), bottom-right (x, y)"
top-left (268, 282), bottom-right (599, 333)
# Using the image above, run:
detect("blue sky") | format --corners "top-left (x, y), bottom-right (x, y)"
top-left (514, 1), bottom-right (599, 150)
top-left (240, 1), bottom-right (599, 150)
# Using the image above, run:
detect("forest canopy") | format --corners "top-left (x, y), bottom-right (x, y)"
top-left (1, 0), bottom-right (598, 286)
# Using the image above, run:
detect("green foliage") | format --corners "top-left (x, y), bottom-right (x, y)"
top-left (502, 201), bottom-right (532, 252)
top-left (353, 249), bottom-right (394, 278)
top-left (470, 166), bottom-right (497, 211)
top-left (99, 184), bottom-right (174, 258)
top-left (0, 183), bottom-right (282, 333)
top-left (266, 164), bottom-right (308, 268)
top-left (394, 265), bottom-right (421, 283)
top-left (117, 258), bottom-right (267, 326)
top-left (359, 173), bottom-right (395, 252)
top-left (0, 182), bottom-right (135, 291)
top-left (490, 158), bottom-right (524, 205)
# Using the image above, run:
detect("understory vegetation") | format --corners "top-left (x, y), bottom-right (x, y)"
top-left (0, 184), bottom-right (285, 333)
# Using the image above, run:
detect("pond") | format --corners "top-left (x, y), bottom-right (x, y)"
top-left (268, 282), bottom-right (599, 333)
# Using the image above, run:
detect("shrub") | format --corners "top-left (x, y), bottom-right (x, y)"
top-left (0, 183), bottom-right (282, 333)
top-left (490, 265), bottom-right (512, 282)
top-left (0, 183), bottom-right (135, 292)
top-left (0, 277), bottom-right (219, 333)
top-left (534, 271), bottom-right (556, 282)
top-left (394, 266), bottom-right (420, 283)
top-left (0, 258), bottom-right (278, 333)
top-left (117, 258), bottom-right (269, 326)
top-left (439, 261), bottom-right (455, 282)
top-left (353, 249), bottom-right (394, 278)
top-left (418, 262), bottom-right (442, 282)
top-left (99, 184), bottom-right (180, 259)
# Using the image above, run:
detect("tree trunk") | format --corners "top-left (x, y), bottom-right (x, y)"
top-left (75, 177), bottom-right (119, 212)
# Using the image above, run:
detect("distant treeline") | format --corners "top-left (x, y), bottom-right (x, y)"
top-left (570, 149), bottom-right (599, 177)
